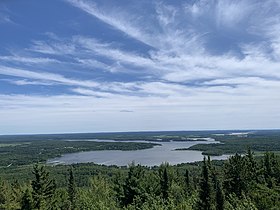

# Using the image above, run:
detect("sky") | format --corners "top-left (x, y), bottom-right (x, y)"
top-left (0, 0), bottom-right (280, 134)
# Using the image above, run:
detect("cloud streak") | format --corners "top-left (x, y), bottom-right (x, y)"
top-left (1, 0), bottom-right (280, 133)
top-left (66, 0), bottom-right (155, 47)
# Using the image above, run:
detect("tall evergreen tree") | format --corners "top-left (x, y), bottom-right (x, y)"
top-left (244, 148), bottom-right (258, 183)
top-left (184, 168), bottom-right (192, 195)
top-left (21, 188), bottom-right (33, 210)
top-left (68, 167), bottom-right (76, 209)
top-left (262, 152), bottom-right (280, 188)
top-left (215, 178), bottom-right (225, 210)
top-left (160, 167), bottom-right (169, 201)
top-left (223, 153), bottom-right (246, 197)
top-left (31, 164), bottom-right (56, 209)
top-left (122, 163), bottom-right (145, 206)
top-left (196, 157), bottom-right (214, 210)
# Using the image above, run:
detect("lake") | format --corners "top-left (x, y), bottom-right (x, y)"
top-left (47, 138), bottom-right (230, 166)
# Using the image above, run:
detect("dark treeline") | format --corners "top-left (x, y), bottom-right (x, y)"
top-left (0, 150), bottom-right (279, 209)
top-left (0, 140), bottom-right (158, 167)
top-left (188, 132), bottom-right (280, 156)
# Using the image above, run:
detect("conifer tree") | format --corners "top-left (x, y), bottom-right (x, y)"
top-left (122, 163), bottom-right (144, 206)
top-left (215, 179), bottom-right (225, 210)
top-left (244, 148), bottom-right (258, 183)
top-left (21, 188), bottom-right (33, 210)
top-left (160, 167), bottom-right (169, 201)
top-left (184, 168), bottom-right (191, 195)
top-left (196, 157), bottom-right (214, 210)
top-left (31, 164), bottom-right (56, 209)
top-left (68, 167), bottom-right (76, 209)
top-left (263, 152), bottom-right (273, 188)
top-left (223, 153), bottom-right (245, 197)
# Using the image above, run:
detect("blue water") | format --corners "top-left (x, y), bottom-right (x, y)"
top-left (47, 138), bottom-right (229, 166)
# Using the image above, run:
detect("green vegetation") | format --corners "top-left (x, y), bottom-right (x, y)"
top-left (187, 130), bottom-right (280, 155)
top-left (0, 140), bottom-right (159, 167)
top-left (0, 130), bottom-right (280, 209)
top-left (0, 130), bottom-right (218, 142)
top-left (0, 150), bottom-right (279, 209)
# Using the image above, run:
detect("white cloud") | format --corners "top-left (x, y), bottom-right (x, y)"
top-left (1, 0), bottom-right (280, 133)
top-left (0, 11), bottom-right (13, 24)
top-left (30, 40), bottom-right (76, 55)
top-left (0, 55), bottom-right (60, 64)
top-left (8, 79), bottom-right (55, 86)
top-left (1, 76), bottom-right (280, 134)
top-left (215, 0), bottom-right (253, 28)
top-left (0, 65), bottom-right (99, 88)
top-left (156, 3), bottom-right (177, 27)
top-left (66, 0), bottom-right (154, 47)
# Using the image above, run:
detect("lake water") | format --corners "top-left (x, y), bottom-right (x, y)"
top-left (47, 138), bottom-right (230, 166)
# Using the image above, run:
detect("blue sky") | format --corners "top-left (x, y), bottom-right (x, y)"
top-left (1, 0), bottom-right (280, 134)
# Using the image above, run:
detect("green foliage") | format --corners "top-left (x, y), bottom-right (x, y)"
top-left (31, 164), bottom-right (56, 209)
top-left (226, 193), bottom-right (258, 210)
top-left (188, 131), bottom-right (280, 155)
top-left (223, 153), bottom-right (247, 197)
top-left (196, 157), bottom-right (215, 210)
top-left (122, 163), bottom-right (146, 207)
top-left (0, 140), bottom-right (158, 167)
top-left (21, 188), bottom-right (33, 210)
top-left (248, 184), bottom-right (280, 210)
top-left (67, 167), bottom-right (76, 209)
top-left (160, 167), bottom-right (169, 201)
top-left (0, 145), bottom-right (279, 209)
top-left (0, 179), bottom-right (21, 209)
top-left (76, 175), bottom-right (117, 210)
top-left (215, 179), bottom-right (225, 210)
top-left (184, 168), bottom-right (192, 195)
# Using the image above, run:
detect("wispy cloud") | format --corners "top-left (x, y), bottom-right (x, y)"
top-left (7, 79), bottom-right (55, 86)
top-left (30, 40), bottom-right (76, 55)
top-left (215, 0), bottom-right (254, 28)
top-left (66, 0), bottom-right (154, 47)
top-left (0, 10), bottom-right (13, 24)
top-left (1, 0), bottom-right (280, 133)
top-left (0, 65), bottom-right (99, 88)
top-left (0, 55), bottom-right (60, 64)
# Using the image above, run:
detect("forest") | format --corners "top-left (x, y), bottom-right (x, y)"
top-left (0, 140), bottom-right (158, 167)
top-left (186, 130), bottom-right (280, 156)
top-left (0, 150), bottom-right (279, 209)
top-left (0, 131), bottom-right (280, 209)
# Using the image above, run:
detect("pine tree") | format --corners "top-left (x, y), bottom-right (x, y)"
top-left (196, 157), bottom-right (214, 210)
top-left (68, 167), bottom-right (76, 209)
top-left (160, 167), bottom-right (169, 201)
top-left (31, 164), bottom-right (56, 209)
top-left (21, 188), bottom-right (33, 210)
top-left (184, 168), bottom-right (191, 195)
top-left (122, 163), bottom-right (144, 206)
top-left (244, 148), bottom-right (258, 183)
top-left (215, 178), bottom-right (225, 210)
top-left (262, 152), bottom-right (279, 188)
top-left (223, 153), bottom-right (245, 197)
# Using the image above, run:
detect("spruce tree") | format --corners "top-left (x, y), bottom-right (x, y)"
top-left (244, 148), bottom-right (258, 183)
top-left (215, 179), bottom-right (225, 210)
top-left (21, 188), bottom-right (33, 210)
top-left (263, 152), bottom-right (277, 188)
top-left (196, 157), bottom-right (214, 210)
top-left (31, 164), bottom-right (56, 209)
top-left (160, 167), bottom-right (169, 201)
top-left (68, 167), bottom-right (76, 209)
top-left (223, 153), bottom-right (245, 197)
top-left (184, 168), bottom-right (191, 195)
top-left (122, 163), bottom-right (144, 206)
